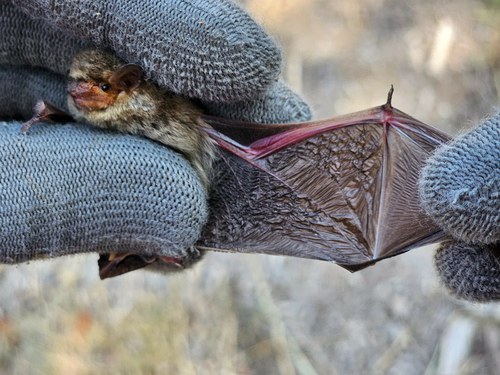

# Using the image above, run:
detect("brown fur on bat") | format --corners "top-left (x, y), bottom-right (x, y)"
top-left (66, 50), bottom-right (215, 189)
top-left (23, 49), bottom-right (451, 279)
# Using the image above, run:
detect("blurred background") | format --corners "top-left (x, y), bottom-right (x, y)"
top-left (1, 0), bottom-right (499, 374)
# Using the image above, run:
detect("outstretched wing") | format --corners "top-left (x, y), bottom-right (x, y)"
top-left (198, 93), bottom-right (451, 271)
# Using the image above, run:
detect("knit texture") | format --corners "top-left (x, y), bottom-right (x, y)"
top-left (0, 3), bottom-right (87, 75)
top-left (204, 79), bottom-right (312, 123)
top-left (419, 114), bottom-right (500, 244)
top-left (4, 0), bottom-right (282, 102)
top-left (435, 241), bottom-right (500, 302)
top-left (0, 121), bottom-right (207, 263)
top-left (0, 66), bottom-right (67, 119)
top-left (0, 65), bottom-right (312, 124)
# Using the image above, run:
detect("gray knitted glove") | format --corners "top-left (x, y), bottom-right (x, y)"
top-left (0, 0), bottom-right (311, 265)
top-left (420, 114), bottom-right (500, 301)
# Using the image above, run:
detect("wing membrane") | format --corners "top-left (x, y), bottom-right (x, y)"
top-left (198, 101), bottom-right (451, 271)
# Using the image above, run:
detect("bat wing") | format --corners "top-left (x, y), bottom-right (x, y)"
top-left (197, 91), bottom-right (451, 271)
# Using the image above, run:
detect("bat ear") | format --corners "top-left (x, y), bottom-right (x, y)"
top-left (109, 64), bottom-right (144, 91)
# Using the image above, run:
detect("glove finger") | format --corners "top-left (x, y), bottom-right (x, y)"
top-left (0, 121), bottom-right (207, 264)
top-left (7, 0), bottom-right (281, 102)
top-left (435, 241), bottom-right (500, 302)
top-left (0, 65), bottom-right (67, 119)
top-left (203, 80), bottom-right (312, 123)
top-left (419, 113), bottom-right (500, 244)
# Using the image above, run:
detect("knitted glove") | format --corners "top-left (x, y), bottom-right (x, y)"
top-left (0, 0), bottom-right (311, 265)
top-left (420, 114), bottom-right (500, 301)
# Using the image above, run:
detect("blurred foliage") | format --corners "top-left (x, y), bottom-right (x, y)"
top-left (483, 0), bottom-right (500, 9)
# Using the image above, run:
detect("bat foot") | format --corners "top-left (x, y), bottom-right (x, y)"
top-left (20, 100), bottom-right (73, 134)
top-left (98, 252), bottom-right (185, 279)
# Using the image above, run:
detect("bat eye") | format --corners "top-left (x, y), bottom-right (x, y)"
top-left (100, 84), bottom-right (110, 92)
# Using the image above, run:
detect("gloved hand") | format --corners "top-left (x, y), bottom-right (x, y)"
top-left (419, 114), bottom-right (500, 302)
top-left (0, 1), bottom-right (311, 265)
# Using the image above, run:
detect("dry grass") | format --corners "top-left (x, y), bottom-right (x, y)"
top-left (1, 1), bottom-right (500, 374)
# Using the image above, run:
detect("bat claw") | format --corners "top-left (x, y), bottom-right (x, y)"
top-left (20, 125), bottom-right (30, 135)
top-left (385, 85), bottom-right (394, 109)
top-left (158, 256), bottom-right (184, 268)
top-left (20, 118), bottom-right (37, 134)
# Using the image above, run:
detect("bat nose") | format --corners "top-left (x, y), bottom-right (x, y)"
top-left (67, 81), bottom-right (80, 97)
top-left (67, 80), bottom-right (93, 98)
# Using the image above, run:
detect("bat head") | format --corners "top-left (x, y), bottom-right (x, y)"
top-left (67, 49), bottom-right (144, 114)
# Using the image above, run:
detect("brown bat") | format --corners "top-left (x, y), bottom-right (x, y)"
top-left (66, 50), bottom-right (216, 189)
top-left (23, 49), bottom-right (451, 279)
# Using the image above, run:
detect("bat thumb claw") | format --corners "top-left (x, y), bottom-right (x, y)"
top-left (385, 85), bottom-right (395, 108)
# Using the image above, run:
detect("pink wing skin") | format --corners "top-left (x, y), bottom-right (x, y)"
top-left (198, 97), bottom-right (451, 271)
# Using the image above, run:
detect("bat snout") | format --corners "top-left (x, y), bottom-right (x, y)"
top-left (67, 81), bottom-right (114, 111)
top-left (67, 80), bottom-right (81, 97)
top-left (67, 81), bottom-right (94, 99)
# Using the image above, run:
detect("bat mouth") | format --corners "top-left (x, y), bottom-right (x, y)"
top-left (69, 95), bottom-right (108, 111)
top-left (67, 81), bottom-right (113, 111)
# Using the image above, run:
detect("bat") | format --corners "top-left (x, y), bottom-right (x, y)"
top-left (67, 49), bottom-right (215, 189)
top-left (22, 49), bottom-right (451, 279)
